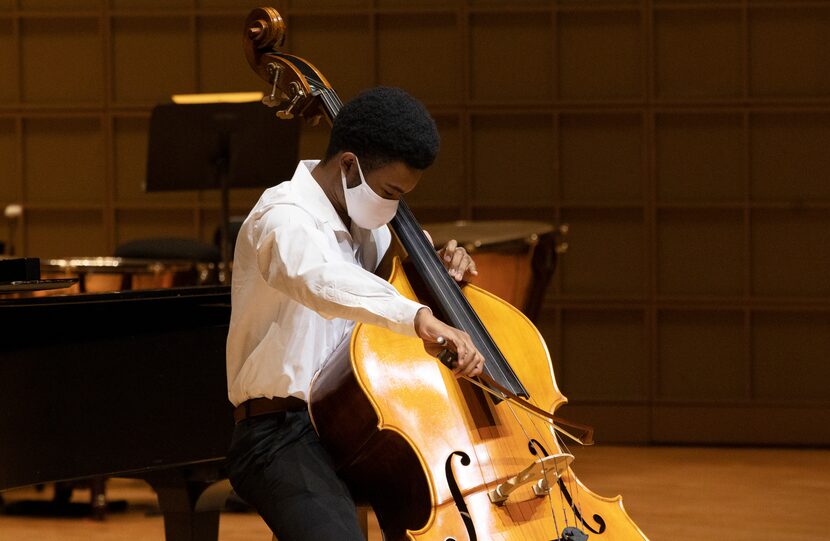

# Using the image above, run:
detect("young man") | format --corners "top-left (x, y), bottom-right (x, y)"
top-left (225, 87), bottom-right (484, 540)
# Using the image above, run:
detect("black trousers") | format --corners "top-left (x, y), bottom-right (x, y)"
top-left (225, 410), bottom-right (365, 541)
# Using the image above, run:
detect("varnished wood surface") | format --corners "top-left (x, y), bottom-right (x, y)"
top-left (1, 445), bottom-right (828, 540)
top-left (328, 259), bottom-right (644, 540)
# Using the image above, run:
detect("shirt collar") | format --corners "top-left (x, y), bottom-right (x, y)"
top-left (292, 160), bottom-right (349, 233)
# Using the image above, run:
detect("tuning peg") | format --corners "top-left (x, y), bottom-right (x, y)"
top-left (261, 63), bottom-right (285, 108)
top-left (276, 96), bottom-right (300, 119)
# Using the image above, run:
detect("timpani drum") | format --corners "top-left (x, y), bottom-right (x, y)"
top-left (39, 257), bottom-right (216, 295)
top-left (423, 220), bottom-right (563, 322)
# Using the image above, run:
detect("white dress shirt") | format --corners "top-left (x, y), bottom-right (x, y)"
top-left (226, 160), bottom-right (427, 407)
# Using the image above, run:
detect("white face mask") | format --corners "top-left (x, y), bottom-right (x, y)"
top-left (341, 157), bottom-right (399, 230)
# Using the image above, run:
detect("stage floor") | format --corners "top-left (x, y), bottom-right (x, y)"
top-left (1, 445), bottom-right (828, 540)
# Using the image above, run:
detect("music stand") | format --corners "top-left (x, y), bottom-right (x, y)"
top-left (145, 98), bottom-right (301, 282)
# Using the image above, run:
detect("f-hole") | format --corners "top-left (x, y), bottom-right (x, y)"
top-left (443, 451), bottom-right (477, 541)
top-left (527, 439), bottom-right (607, 535)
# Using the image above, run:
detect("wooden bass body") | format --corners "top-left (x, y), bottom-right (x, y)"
top-left (309, 256), bottom-right (648, 541)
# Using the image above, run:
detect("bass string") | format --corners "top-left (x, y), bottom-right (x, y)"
top-left (396, 204), bottom-right (579, 535)
top-left (391, 211), bottom-right (507, 532)
top-left (461, 374), bottom-right (574, 537)
top-left (520, 390), bottom-right (587, 534)
top-left (318, 88), bottom-right (341, 119)
top-left (394, 149), bottom-right (592, 538)
top-left (393, 202), bottom-right (519, 390)
top-left (510, 390), bottom-right (586, 536)
top-left (469, 363), bottom-right (584, 535)
top-left (555, 421), bottom-right (588, 534)
top-left (502, 396), bottom-right (566, 536)
top-left (533, 406), bottom-right (577, 531)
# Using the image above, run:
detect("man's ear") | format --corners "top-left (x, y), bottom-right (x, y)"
top-left (339, 152), bottom-right (360, 188)
top-left (339, 151), bottom-right (357, 172)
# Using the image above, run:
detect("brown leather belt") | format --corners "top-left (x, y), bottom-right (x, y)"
top-left (233, 396), bottom-right (307, 424)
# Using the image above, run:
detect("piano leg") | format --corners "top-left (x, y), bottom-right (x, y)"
top-left (141, 468), bottom-right (232, 541)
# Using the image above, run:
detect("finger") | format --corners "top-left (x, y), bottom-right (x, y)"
top-left (443, 239), bottom-right (458, 263)
top-left (459, 347), bottom-right (482, 376)
top-left (465, 350), bottom-right (481, 375)
top-left (461, 360), bottom-right (476, 378)
top-left (454, 258), bottom-right (472, 281)
top-left (451, 344), bottom-right (470, 375)
top-left (450, 248), bottom-right (466, 273)
top-left (471, 354), bottom-right (485, 377)
top-left (463, 352), bottom-right (482, 378)
top-left (467, 259), bottom-right (478, 277)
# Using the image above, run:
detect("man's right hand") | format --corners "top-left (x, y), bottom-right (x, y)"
top-left (414, 307), bottom-right (484, 378)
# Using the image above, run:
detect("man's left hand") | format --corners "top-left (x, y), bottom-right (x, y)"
top-left (437, 239), bottom-right (478, 282)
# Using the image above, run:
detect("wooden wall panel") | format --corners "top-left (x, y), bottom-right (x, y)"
top-left (20, 0), bottom-right (98, 10)
top-left (657, 310), bottom-right (746, 400)
top-left (470, 12), bottom-right (554, 102)
top-left (198, 0), bottom-right (258, 7)
top-left (750, 113), bottom-right (830, 201)
top-left (656, 114), bottom-right (744, 202)
top-left (378, 14), bottom-right (462, 103)
top-left (561, 309), bottom-right (648, 402)
top-left (113, 0), bottom-right (189, 7)
top-left (406, 114), bottom-right (463, 210)
top-left (749, 7), bottom-right (830, 97)
top-left (0, 0), bottom-right (828, 445)
top-left (654, 9), bottom-right (742, 99)
top-left (560, 113), bottom-right (643, 202)
top-left (288, 14), bottom-right (373, 103)
top-left (560, 209), bottom-right (645, 297)
top-left (471, 114), bottom-right (555, 206)
top-left (558, 11), bottom-right (643, 100)
top-left (0, 18), bottom-right (17, 102)
top-left (0, 120), bottom-right (18, 202)
top-left (26, 210), bottom-right (105, 257)
top-left (197, 16), bottom-right (266, 94)
top-left (751, 210), bottom-right (830, 298)
top-left (657, 210), bottom-right (744, 297)
top-left (752, 312), bottom-right (830, 402)
top-left (290, 0), bottom-right (365, 8)
top-left (20, 17), bottom-right (102, 104)
top-left (23, 117), bottom-right (104, 204)
top-left (111, 17), bottom-right (194, 104)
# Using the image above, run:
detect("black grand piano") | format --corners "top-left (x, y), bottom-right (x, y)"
top-left (0, 285), bottom-right (235, 541)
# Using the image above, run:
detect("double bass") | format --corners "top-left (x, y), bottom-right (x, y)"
top-left (243, 8), bottom-right (648, 541)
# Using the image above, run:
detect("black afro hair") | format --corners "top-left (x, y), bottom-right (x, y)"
top-left (324, 87), bottom-right (439, 172)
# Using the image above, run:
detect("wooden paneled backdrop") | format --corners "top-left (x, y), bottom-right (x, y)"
top-left (1, 0), bottom-right (828, 445)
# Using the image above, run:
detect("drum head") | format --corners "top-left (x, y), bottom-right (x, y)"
top-left (423, 220), bottom-right (554, 252)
